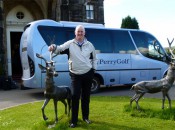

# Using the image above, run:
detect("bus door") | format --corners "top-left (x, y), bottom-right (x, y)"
top-left (131, 54), bottom-right (162, 81)
top-left (130, 31), bottom-right (166, 82)
top-left (130, 54), bottom-right (150, 83)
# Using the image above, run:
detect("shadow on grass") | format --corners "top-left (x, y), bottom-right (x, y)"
top-left (91, 96), bottom-right (131, 103)
top-left (36, 115), bottom-right (145, 130)
top-left (42, 120), bottom-right (146, 130)
top-left (124, 104), bottom-right (175, 121)
top-left (84, 120), bottom-right (147, 130)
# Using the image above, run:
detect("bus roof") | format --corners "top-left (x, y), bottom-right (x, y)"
top-left (25, 19), bottom-right (141, 32)
top-left (59, 21), bottom-right (104, 28)
top-left (25, 19), bottom-right (105, 30)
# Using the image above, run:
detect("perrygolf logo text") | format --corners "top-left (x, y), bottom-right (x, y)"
top-left (97, 59), bottom-right (130, 65)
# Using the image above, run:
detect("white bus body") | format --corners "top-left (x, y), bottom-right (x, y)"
top-left (20, 19), bottom-right (169, 93)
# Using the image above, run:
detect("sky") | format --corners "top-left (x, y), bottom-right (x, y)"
top-left (104, 0), bottom-right (175, 47)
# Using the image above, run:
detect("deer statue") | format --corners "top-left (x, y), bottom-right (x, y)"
top-left (36, 52), bottom-right (72, 123)
top-left (130, 38), bottom-right (175, 110)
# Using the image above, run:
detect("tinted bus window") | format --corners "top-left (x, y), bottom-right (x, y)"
top-left (66, 29), bottom-right (75, 39)
top-left (131, 31), bottom-right (166, 61)
top-left (38, 26), bottom-right (68, 46)
top-left (86, 29), bottom-right (113, 53)
top-left (112, 30), bottom-right (136, 54)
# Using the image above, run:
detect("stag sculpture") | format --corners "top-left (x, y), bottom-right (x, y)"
top-left (36, 53), bottom-right (72, 123)
top-left (130, 38), bottom-right (175, 110)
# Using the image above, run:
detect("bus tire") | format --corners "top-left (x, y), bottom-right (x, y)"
top-left (163, 72), bottom-right (167, 78)
top-left (20, 84), bottom-right (30, 90)
top-left (91, 77), bottom-right (100, 94)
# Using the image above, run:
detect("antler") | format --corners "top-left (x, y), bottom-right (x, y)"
top-left (50, 51), bottom-right (58, 63)
top-left (167, 38), bottom-right (175, 59)
top-left (36, 53), bottom-right (47, 63)
top-left (36, 52), bottom-right (58, 66)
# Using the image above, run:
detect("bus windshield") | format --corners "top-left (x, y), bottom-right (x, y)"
top-left (130, 31), bottom-right (166, 61)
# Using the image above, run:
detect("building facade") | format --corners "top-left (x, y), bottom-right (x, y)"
top-left (0, 0), bottom-right (104, 83)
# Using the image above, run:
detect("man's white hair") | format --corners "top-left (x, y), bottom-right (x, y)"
top-left (75, 25), bottom-right (85, 33)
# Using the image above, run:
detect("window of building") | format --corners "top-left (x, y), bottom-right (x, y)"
top-left (16, 12), bottom-right (24, 19)
top-left (86, 4), bottom-right (94, 19)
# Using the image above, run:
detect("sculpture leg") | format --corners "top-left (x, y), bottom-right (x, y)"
top-left (166, 93), bottom-right (171, 109)
top-left (135, 93), bottom-right (144, 110)
top-left (61, 100), bottom-right (67, 115)
top-left (162, 92), bottom-right (166, 109)
top-left (53, 100), bottom-right (58, 123)
top-left (130, 93), bottom-right (142, 109)
top-left (130, 94), bottom-right (137, 106)
top-left (41, 98), bottom-right (50, 120)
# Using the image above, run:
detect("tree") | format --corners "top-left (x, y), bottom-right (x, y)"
top-left (121, 15), bottom-right (139, 29)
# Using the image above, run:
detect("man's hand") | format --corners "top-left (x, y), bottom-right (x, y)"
top-left (48, 44), bottom-right (56, 52)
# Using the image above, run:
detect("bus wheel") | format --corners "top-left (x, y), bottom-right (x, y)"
top-left (20, 84), bottom-right (30, 90)
top-left (91, 77), bottom-right (100, 94)
top-left (163, 72), bottom-right (167, 78)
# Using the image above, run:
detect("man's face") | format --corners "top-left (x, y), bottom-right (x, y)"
top-left (75, 27), bottom-right (85, 41)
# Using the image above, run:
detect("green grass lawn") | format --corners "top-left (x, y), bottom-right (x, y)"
top-left (1, 96), bottom-right (175, 130)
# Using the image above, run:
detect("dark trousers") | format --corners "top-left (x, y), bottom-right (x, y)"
top-left (70, 69), bottom-right (94, 124)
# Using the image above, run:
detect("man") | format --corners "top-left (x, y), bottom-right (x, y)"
top-left (48, 25), bottom-right (97, 128)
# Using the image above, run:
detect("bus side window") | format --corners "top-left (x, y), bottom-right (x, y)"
top-left (131, 31), bottom-right (148, 56)
top-left (113, 31), bottom-right (136, 54)
top-left (86, 29), bottom-right (112, 53)
top-left (38, 26), bottom-right (67, 46)
top-left (66, 28), bottom-right (74, 40)
top-left (131, 31), bottom-right (166, 61)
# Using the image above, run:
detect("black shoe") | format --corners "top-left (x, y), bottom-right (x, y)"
top-left (69, 123), bottom-right (77, 128)
top-left (83, 119), bottom-right (92, 124)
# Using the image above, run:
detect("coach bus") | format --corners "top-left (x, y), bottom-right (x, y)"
top-left (20, 19), bottom-right (169, 93)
